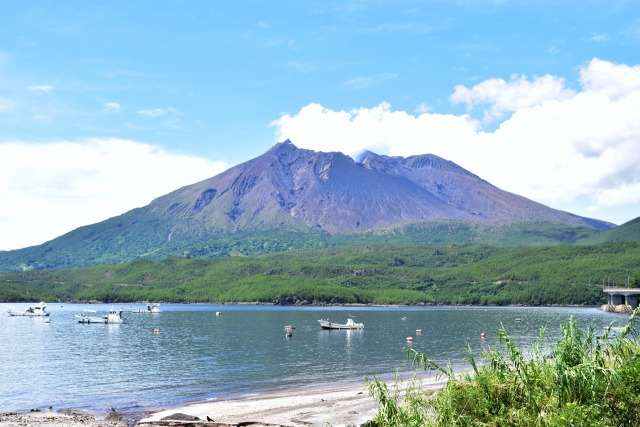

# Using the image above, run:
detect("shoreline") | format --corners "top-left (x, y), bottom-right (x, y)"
top-left (0, 375), bottom-right (448, 427)
top-left (2, 300), bottom-right (603, 308)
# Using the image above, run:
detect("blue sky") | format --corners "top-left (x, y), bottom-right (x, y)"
top-left (1, 1), bottom-right (639, 250)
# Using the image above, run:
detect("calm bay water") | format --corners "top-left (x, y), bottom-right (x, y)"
top-left (0, 303), bottom-right (625, 416)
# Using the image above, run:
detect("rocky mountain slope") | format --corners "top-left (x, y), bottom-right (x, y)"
top-left (148, 140), bottom-right (612, 236)
top-left (0, 140), bottom-right (616, 271)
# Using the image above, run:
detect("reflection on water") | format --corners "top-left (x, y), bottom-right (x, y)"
top-left (0, 303), bottom-right (625, 414)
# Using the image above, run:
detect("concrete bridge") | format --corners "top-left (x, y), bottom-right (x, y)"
top-left (602, 287), bottom-right (640, 313)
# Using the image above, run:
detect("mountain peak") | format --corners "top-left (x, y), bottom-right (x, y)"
top-left (278, 138), bottom-right (294, 146)
top-left (271, 139), bottom-right (295, 150)
top-left (354, 149), bottom-right (376, 164)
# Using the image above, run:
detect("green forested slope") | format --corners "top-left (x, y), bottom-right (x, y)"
top-left (581, 216), bottom-right (640, 244)
top-left (0, 220), bottom-right (606, 272)
top-left (1, 241), bottom-right (638, 306)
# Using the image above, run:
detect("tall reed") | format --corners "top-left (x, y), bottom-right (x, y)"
top-left (368, 308), bottom-right (640, 426)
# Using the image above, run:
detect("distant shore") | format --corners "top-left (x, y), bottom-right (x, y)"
top-left (2, 299), bottom-right (604, 308)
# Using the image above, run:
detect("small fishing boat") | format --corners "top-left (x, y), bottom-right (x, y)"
top-left (75, 309), bottom-right (102, 323)
top-left (132, 303), bottom-right (161, 313)
top-left (318, 318), bottom-right (364, 330)
top-left (76, 307), bottom-right (125, 324)
top-left (7, 302), bottom-right (50, 317)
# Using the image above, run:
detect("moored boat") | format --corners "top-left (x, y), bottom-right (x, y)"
top-left (75, 309), bottom-right (102, 323)
top-left (132, 303), bottom-right (161, 313)
top-left (106, 307), bottom-right (125, 323)
top-left (7, 302), bottom-right (50, 317)
top-left (318, 318), bottom-right (364, 330)
top-left (76, 307), bottom-right (125, 324)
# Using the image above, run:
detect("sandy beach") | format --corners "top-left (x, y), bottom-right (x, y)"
top-left (136, 376), bottom-right (446, 427)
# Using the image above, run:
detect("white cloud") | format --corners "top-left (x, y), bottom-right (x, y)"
top-left (341, 73), bottom-right (399, 90)
top-left (272, 100), bottom-right (487, 169)
top-left (136, 107), bottom-right (179, 118)
top-left (272, 58), bottom-right (640, 226)
top-left (27, 84), bottom-right (54, 94)
top-left (449, 73), bottom-right (575, 122)
top-left (103, 102), bottom-right (121, 112)
top-left (590, 33), bottom-right (610, 43)
top-left (272, 102), bottom-right (481, 159)
top-left (415, 102), bottom-right (432, 113)
top-left (0, 138), bottom-right (228, 250)
top-left (579, 58), bottom-right (640, 99)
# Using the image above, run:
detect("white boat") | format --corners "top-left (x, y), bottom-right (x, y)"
top-left (7, 302), bottom-right (50, 317)
top-left (132, 303), bottom-right (161, 313)
top-left (318, 318), bottom-right (364, 330)
top-left (75, 309), bottom-right (101, 323)
top-left (76, 307), bottom-right (125, 324)
top-left (105, 307), bottom-right (125, 323)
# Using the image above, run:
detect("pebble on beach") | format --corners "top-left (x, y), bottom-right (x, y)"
top-left (0, 410), bottom-right (128, 427)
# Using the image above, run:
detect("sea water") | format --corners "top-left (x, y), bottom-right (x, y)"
top-left (0, 304), bottom-right (624, 416)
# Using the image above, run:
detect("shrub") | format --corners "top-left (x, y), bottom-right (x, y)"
top-left (368, 308), bottom-right (640, 426)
